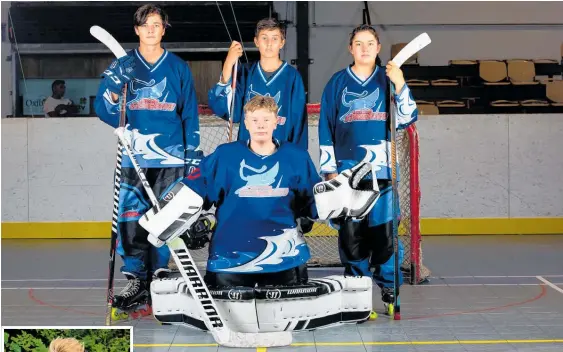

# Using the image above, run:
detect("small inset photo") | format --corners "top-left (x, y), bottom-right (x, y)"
top-left (2, 326), bottom-right (132, 352)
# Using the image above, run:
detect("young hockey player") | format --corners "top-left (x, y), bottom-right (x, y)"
top-left (94, 4), bottom-right (201, 319)
top-left (185, 95), bottom-right (316, 286)
top-left (318, 24), bottom-right (418, 311)
top-left (141, 96), bottom-right (381, 332)
top-left (208, 18), bottom-right (308, 150)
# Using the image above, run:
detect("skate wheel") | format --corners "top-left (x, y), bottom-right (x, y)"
top-left (369, 311), bottom-right (378, 320)
top-left (387, 303), bottom-right (394, 316)
top-left (111, 307), bottom-right (128, 320)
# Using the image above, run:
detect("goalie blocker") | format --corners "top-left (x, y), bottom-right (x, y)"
top-left (151, 272), bottom-right (373, 332)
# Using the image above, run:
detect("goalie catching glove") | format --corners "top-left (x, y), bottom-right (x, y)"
top-left (314, 161), bottom-right (380, 221)
top-left (138, 181), bottom-right (205, 247)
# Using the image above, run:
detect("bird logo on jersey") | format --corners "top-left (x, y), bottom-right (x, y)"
top-left (340, 87), bottom-right (387, 123)
top-left (247, 85), bottom-right (286, 125)
top-left (235, 160), bottom-right (289, 198)
top-left (128, 77), bottom-right (176, 111)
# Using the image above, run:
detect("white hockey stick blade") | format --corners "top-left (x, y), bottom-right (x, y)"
top-left (391, 33), bottom-right (431, 68)
top-left (90, 25), bottom-right (127, 58)
top-left (167, 237), bottom-right (292, 347)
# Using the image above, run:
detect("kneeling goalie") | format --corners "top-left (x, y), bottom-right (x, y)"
top-left (140, 95), bottom-right (381, 333)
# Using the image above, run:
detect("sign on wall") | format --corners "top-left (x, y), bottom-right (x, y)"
top-left (20, 78), bottom-right (101, 116)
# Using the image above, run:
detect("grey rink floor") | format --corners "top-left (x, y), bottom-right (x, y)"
top-left (2, 235), bottom-right (563, 351)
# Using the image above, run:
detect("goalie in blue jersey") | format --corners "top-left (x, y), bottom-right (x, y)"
top-left (185, 95), bottom-right (316, 286)
top-left (94, 4), bottom-right (201, 318)
top-left (318, 25), bottom-right (419, 309)
top-left (141, 96), bottom-right (381, 332)
top-left (143, 95), bottom-right (379, 287)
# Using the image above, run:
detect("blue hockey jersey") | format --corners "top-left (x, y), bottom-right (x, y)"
top-left (95, 49), bottom-right (200, 169)
top-left (208, 61), bottom-right (308, 150)
top-left (319, 65), bottom-right (418, 180)
top-left (183, 140), bottom-right (320, 274)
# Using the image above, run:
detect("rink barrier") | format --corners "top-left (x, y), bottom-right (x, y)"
top-left (2, 218), bottom-right (563, 238)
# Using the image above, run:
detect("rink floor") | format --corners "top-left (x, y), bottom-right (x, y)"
top-left (2, 235), bottom-right (563, 352)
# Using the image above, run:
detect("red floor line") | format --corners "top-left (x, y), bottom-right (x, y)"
top-left (28, 288), bottom-right (102, 316)
top-left (403, 284), bottom-right (548, 320)
top-left (28, 284), bottom-right (548, 325)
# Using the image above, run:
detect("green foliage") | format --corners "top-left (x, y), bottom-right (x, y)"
top-left (3, 329), bottom-right (131, 352)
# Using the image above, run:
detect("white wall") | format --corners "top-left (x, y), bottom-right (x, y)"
top-left (2, 115), bottom-right (563, 222)
top-left (275, 1), bottom-right (563, 102)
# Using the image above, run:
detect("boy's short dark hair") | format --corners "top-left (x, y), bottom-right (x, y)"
top-left (134, 4), bottom-right (169, 28)
top-left (52, 80), bottom-right (65, 91)
top-left (255, 18), bottom-right (286, 39)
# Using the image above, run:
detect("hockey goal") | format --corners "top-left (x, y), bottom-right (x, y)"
top-left (188, 103), bottom-right (430, 284)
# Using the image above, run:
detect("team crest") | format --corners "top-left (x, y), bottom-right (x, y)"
top-left (340, 87), bottom-right (387, 123)
top-left (235, 160), bottom-right (289, 198)
top-left (128, 77), bottom-right (176, 111)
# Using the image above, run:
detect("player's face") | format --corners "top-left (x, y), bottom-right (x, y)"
top-left (349, 30), bottom-right (381, 66)
top-left (254, 29), bottom-right (285, 59)
top-left (135, 13), bottom-right (166, 46)
top-left (245, 109), bottom-right (278, 142)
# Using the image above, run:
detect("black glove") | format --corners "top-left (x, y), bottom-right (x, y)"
top-left (102, 55), bottom-right (136, 94)
top-left (182, 213), bottom-right (216, 250)
top-left (297, 217), bottom-right (314, 234)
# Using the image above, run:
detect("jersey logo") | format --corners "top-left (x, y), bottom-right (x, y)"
top-left (340, 87), bottom-right (387, 123)
top-left (247, 85), bottom-right (286, 125)
top-left (234, 160), bottom-right (289, 198)
top-left (128, 77), bottom-right (176, 111)
top-left (187, 167), bottom-right (201, 180)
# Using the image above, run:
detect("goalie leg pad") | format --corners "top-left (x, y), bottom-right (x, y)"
top-left (150, 274), bottom-right (372, 333)
top-left (151, 273), bottom-right (259, 332)
top-left (138, 182), bottom-right (203, 247)
top-left (255, 275), bottom-right (372, 331)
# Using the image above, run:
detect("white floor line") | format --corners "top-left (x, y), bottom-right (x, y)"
top-left (3, 283), bottom-right (563, 290)
top-left (1, 279), bottom-right (121, 282)
top-left (537, 276), bottom-right (563, 295)
top-left (4, 274), bottom-right (563, 282)
top-left (433, 275), bottom-right (563, 279)
top-left (2, 287), bottom-right (126, 290)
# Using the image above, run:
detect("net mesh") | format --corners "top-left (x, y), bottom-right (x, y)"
top-left (183, 104), bottom-right (430, 284)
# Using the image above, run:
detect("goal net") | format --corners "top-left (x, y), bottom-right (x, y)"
top-left (187, 103), bottom-right (430, 284)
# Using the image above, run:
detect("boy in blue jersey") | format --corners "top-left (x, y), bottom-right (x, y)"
top-left (318, 25), bottom-right (418, 307)
top-left (184, 95), bottom-right (318, 287)
top-left (208, 18), bottom-right (308, 150)
top-left (94, 4), bottom-right (201, 315)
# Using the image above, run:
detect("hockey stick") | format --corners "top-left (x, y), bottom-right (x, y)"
top-left (388, 33), bottom-right (431, 321)
top-left (89, 25), bottom-right (129, 326)
top-left (113, 128), bottom-right (292, 347)
top-left (228, 60), bottom-right (237, 142)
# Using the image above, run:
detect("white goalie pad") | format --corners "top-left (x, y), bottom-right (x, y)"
top-left (314, 161), bottom-right (380, 221)
top-left (151, 274), bottom-right (373, 333)
top-left (138, 182), bottom-right (203, 247)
